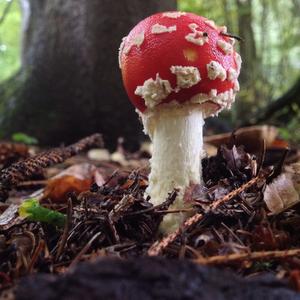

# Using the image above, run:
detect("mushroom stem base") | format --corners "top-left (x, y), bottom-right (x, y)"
top-left (143, 107), bottom-right (204, 233)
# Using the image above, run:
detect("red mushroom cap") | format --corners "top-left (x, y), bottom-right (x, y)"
top-left (119, 11), bottom-right (241, 114)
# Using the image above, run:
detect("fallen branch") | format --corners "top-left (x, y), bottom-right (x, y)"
top-left (194, 248), bottom-right (300, 266)
top-left (210, 173), bottom-right (268, 210)
top-left (246, 77), bottom-right (300, 125)
top-left (0, 133), bottom-right (103, 201)
top-left (148, 213), bottom-right (203, 256)
top-left (148, 172), bottom-right (268, 256)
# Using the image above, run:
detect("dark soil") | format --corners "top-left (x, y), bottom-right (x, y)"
top-left (15, 257), bottom-right (300, 300)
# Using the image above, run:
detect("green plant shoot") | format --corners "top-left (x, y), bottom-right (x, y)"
top-left (19, 198), bottom-right (66, 227)
top-left (12, 132), bottom-right (39, 145)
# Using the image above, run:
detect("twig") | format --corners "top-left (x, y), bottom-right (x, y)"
top-left (125, 190), bottom-right (178, 216)
top-left (194, 248), bottom-right (300, 266)
top-left (249, 77), bottom-right (300, 124)
top-left (148, 173), bottom-right (268, 256)
top-left (220, 32), bottom-right (243, 41)
top-left (256, 139), bottom-right (266, 176)
top-left (17, 180), bottom-right (47, 187)
top-left (28, 239), bottom-right (45, 273)
top-left (109, 195), bottom-right (135, 223)
top-left (155, 208), bottom-right (195, 214)
top-left (209, 173), bottom-right (266, 210)
top-left (266, 148), bottom-right (289, 184)
top-left (148, 213), bottom-right (203, 256)
top-left (0, 133), bottom-right (103, 201)
top-left (55, 199), bottom-right (73, 261)
top-left (107, 216), bottom-right (120, 244)
top-left (69, 232), bottom-right (102, 269)
top-left (103, 169), bottom-right (119, 186)
top-left (221, 222), bottom-right (244, 246)
top-left (106, 195), bottom-right (136, 244)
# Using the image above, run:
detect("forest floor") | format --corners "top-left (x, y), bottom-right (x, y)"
top-left (0, 127), bottom-right (300, 297)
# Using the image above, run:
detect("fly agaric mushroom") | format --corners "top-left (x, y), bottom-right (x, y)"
top-left (119, 11), bottom-right (241, 233)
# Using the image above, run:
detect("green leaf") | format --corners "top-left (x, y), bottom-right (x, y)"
top-left (12, 132), bottom-right (38, 145)
top-left (18, 198), bottom-right (66, 228)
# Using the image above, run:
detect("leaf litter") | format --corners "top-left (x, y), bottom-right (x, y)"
top-left (0, 131), bottom-right (299, 292)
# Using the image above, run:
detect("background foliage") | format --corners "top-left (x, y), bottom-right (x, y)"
top-left (0, 0), bottom-right (21, 82)
top-left (179, 0), bottom-right (300, 143)
top-left (0, 0), bottom-right (299, 143)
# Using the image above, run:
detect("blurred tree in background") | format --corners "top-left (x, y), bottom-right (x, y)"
top-left (0, 0), bottom-right (299, 146)
top-left (0, 0), bottom-right (176, 149)
top-left (0, 0), bottom-right (21, 81)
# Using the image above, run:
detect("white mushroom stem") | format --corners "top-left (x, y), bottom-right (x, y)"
top-left (141, 105), bottom-right (204, 233)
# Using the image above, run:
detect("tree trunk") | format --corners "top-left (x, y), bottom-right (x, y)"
top-left (0, 0), bottom-right (176, 150)
top-left (235, 0), bottom-right (257, 88)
